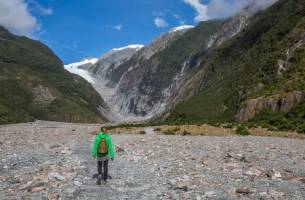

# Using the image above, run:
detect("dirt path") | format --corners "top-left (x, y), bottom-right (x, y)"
top-left (1, 121), bottom-right (305, 199)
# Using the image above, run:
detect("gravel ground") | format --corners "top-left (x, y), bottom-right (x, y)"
top-left (0, 121), bottom-right (305, 200)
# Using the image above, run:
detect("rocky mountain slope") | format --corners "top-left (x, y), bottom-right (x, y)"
top-left (168, 0), bottom-right (305, 132)
top-left (1, 121), bottom-right (305, 199)
top-left (65, 26), bottom-right (197, 121)
top-left (0, 26), bottom-right (108, 124)
top-left (67, 21), bottom-right (250, 122)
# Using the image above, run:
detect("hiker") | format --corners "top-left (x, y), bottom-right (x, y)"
top-left (92, 127), bottom-right (115, 185)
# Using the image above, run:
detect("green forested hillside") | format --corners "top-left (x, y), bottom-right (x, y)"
top-left (168, 0), bottom-right (305, 132)
top-left (0, 26), bottom-right (107, 124)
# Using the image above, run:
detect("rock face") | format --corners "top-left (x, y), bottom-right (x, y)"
top-left (32, 85), bottom-right (56, 107)
top-left (89, 45), bottom-right (144, 84)
top-left (99, 20), bottom-right (249, 122)
top-left (236, 91), bottom-right (305, 122)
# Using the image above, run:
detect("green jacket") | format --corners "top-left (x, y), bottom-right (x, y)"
top-left (92, 132), bottom-right (115, 159)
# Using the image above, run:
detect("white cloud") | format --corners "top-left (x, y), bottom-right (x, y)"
top-left (28, 0), bottom-right (53, 16)
top-left (154, 17), bottom-right (168, 28)
top-left (113, 24), bottom-right (123, 31)
top-left (0, 0), bottom-right (39, 36)
top-left (183, 0), bottom-right (209, 22)
top-left (184, 0), bottom-right (278, 22)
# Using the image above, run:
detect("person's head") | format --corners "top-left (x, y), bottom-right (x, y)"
top-left (101, 127), bottom-right (107, 133)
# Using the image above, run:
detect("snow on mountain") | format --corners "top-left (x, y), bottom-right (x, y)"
top-left (112, 44), bottom-right (144, 51)
top-left (170, 25), bottom-right (194, 33)
top-left (64, 58), bottom-right (98, 83)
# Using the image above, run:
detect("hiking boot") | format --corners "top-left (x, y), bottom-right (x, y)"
top-left (96, 175), bottom-right (102, 185)
top-left (92, 173), bottom-right (98, 179)
top-left (93, 173), bottom-right (112, 179)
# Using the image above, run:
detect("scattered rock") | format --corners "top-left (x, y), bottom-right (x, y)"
top-left (268, 190), bottom-right (284, 199)
top-left (21, 181), bottom-right (45, 192)
top-left (61, 186), bottom-right (81, 199)
top-left (204, 191), bottom-right (216, 198)
top-left (49, 144), bottom-right (61, 149)
top-left (0, 175), bottom-right (6, 182)
top-left (245, 168), bottom-right (263, 177)
top-left (73, 180), bottom-right (82, 186)
top-left (266, 169), bottom-right (282, 180)
top-left (48, 172), bottom-right (65, 181)
top-left (274, 171), bottom-right (282, 179)
top-left (115, 145), bottom-right (125, 152)
top-left (48, 192), bottom-right (60, 200)
top-left (1, 121), bottom-right (305, 199)
top-left (173, 184), bottom-right (188, 192)
top-left (31, 186), bottom-right (45, 193)
top-left (236, 188), bottom-right (252, 195)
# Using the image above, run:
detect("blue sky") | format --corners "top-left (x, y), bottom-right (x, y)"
top-left (36, 0), bottom-right (200, 63)
top-left (0, 0), bottom-right (275, 64)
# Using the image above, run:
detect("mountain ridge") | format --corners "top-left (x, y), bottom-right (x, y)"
top-left (0, 26), bottom-right (108, 124)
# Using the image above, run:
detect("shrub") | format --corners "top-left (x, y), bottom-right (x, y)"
top-left (222, 123), bottom-right (234, 129)
top-left (154, 128), bottom-right (161, 132)
top-left (173, 127), bottom-right (180, 132)
top-left (182, 130), bottom-right (191, 136)
top-left (163, 129), bottom-right (176, 135)
top-left (235, 125), bottom-right (251, 136)
top-left (296, 123), bottom-right (305, 134)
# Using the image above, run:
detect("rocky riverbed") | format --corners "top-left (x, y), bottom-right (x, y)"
top-left (0, 121), bottom-right (305, 199)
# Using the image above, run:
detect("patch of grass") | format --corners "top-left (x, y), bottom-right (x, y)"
top-left (163, 129), bottom-right (177, 135)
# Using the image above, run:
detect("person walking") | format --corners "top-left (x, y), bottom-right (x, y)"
top-left (92, 127), bottom-right (115, 185)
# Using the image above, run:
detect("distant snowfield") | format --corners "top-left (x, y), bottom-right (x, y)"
top-left (64, 58), bottom-right (98, 83)
top-left (112, 44), bottom-right (144, 51)
top-left (170, 25), bottom-right (194, 33)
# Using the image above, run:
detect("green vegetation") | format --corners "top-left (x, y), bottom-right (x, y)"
top-left (168, 0), bottom-right (305, 132)
top-left (247, 101), bottom-right (305, 134)
top-left (235, 125), bottom-right (251, 136)
top-left (0, 26), bottom-right (107, 124)
top-left (182, 130), bottom-right (191, 136)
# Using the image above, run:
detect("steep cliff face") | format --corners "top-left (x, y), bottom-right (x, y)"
top-left (235, 91), bottom-right (305, 122)
top-left (169, 0), bottom-right (305, 127)
top-left (104, 18), bottom-right (251, 121)
top-left (68, 26), bottom-right (197, 121)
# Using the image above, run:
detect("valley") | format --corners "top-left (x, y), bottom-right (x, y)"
top-left (1, 0), bottom-right (305, 199)
top-left (62, 0), bottom-right (305, 134)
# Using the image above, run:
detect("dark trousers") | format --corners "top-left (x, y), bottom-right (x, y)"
top-left (97, 159), bottom-right (109, 181)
